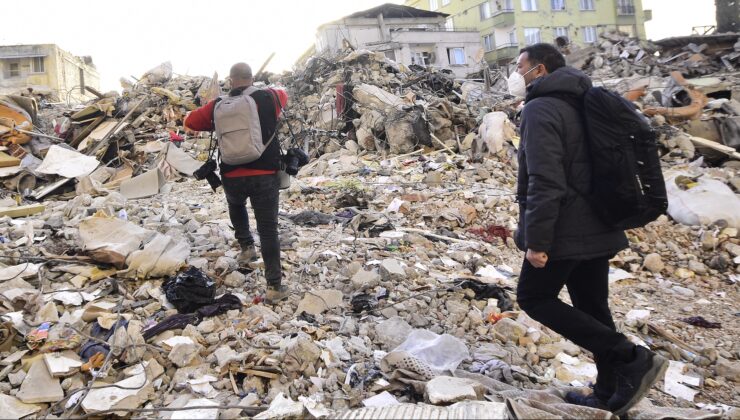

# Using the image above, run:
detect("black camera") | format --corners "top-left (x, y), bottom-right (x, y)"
top-left (282, 148), bottom-right (309, 176)
top-left (193, 159), bottom-right (222, 191)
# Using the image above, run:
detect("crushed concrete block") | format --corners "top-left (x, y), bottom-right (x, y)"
top-left (380, 259), bottom-right (406, 281)
top-left (0, 394), bottom-right (43, 418)
top-left (295, 289), bottom-right (343, 315)
top-left (425, 376), bottom-right (479, 405)
top-left (16, 360), bottom-right (64, 403)
top-left (375, 316), bottom-right (412, 350)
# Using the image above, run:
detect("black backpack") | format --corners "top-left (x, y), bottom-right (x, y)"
top-left (579, 87), bottom-right (668, 230)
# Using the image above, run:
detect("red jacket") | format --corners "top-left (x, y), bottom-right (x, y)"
top-left (185, 87), bottom-right (288, 177)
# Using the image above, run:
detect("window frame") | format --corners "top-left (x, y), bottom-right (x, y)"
top-left (521, 0), bottom-right (538, 11)
top-left (8, 62), bottom-right (20, 77)
top-left (554, 26), bottom-right (569, 39)
top-left (31, 57), bottom-right (45, 74)
top-left (430, 0), bottom-right (439, 10)
top-left (550, 0), bottom-right (566, 11)
top-left (524, 27), bottom-right (541, 45)
top-left (480, 2), bottom-right (492, 19)
top-left (579, 0), bottom-right (595, 10)
top-left (582, 26), bottom-right (597, 43)
top-left (483, 34), bottom-right (495, 52)
top-left (448, 47), bottom-right (467, 65)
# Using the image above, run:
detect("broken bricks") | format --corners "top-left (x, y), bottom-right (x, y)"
top-left (0, 25), bottom-right (736, 420)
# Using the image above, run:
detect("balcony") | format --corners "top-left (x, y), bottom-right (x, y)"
top-left (491, 9), bottom-right (515, 27)
top-left (495, 43), bottom-right (520, 62)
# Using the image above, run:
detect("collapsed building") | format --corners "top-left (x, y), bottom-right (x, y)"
top-left (0, 29), bottom-right (738, 419)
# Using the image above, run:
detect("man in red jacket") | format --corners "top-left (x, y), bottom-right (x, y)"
top-left (184, 62), bottom-right (289, 304)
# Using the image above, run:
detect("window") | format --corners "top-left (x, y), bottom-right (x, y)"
top-left (583, 26), bottom-right (597, 43)
top-left (413, 52), bottom-right (431, 66)
top-left (31, 57), bottom-right (45, 73)
top-left (442, 0), bottom-right (451, 5)
top-left (430, 0), bottom-right (439, 10)
top-left (579, 0), bottom-right (594, 10)
top-left (551, 0), bottom-right (565, 10)
top-left (9, 62), bottom-right (20, 77)
top-left (495, 0), bottom-right (514, 10)
top-left (524, 28), bottom-right (541, 45)
top-left (522, 0), bottom-right (537, 11)
top-left (509, 30), bottom-right (518, 45)
top-left (484, 34), bottom-right (494, 51)
top-left (448, 48), bottom-right (466, 65)
top-left (479, 2), bottom-right (491, 19)
top-left (617, 0), bottom-right (635, 14)
top-left (554, 26), bottom-right (569, 39)
top-left (445, 17), bottom-right (454, 30)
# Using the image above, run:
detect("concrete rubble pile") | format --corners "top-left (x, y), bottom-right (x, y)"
top-left (274, 48), bottom-right (515, 160)
top-left (567, 29), bottom-right (740, 79)
top-left (0, 42), bottom-right (738, 419)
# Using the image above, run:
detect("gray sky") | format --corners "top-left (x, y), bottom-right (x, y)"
top-left (0, 0), bottom-right (716, 91)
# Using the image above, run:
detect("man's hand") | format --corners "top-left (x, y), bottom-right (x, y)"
top-left (526, 249), bottom-right (548, 268)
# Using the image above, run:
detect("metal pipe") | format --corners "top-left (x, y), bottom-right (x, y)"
top-left (12, 126), bottom-right (65, 142)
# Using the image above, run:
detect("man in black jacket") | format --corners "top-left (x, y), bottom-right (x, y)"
top-left (513, 43), bottom-right (667, 415)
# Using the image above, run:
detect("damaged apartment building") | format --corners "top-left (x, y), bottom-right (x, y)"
top-left (311, 3), bottom-right (482, 77)
top-left (0, 44), bottom-right (100, 103)
top-left (406, 0), bottom-right (652, 65)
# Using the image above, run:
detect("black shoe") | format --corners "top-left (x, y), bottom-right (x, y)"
top-left (565, 391), bottom-right (609, 410)
top-left (593, 358), bottom-right (617, 401)
top-left (607, 346), bottom-right (668, 416)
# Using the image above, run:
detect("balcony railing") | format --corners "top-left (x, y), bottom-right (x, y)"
top-left (492, 8), bottom-right (515, 16)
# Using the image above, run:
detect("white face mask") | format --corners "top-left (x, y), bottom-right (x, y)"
top-left (507, 65), bottom-right (540, 98)
top-left (507, 71), bottom-right (526, 98)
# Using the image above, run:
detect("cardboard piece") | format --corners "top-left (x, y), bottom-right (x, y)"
top-left (164, 143), bottom-right (202, 176)
top-left (35, 145), bottom-right (100, 178)
top-left (119, 168), bottom-right (165, 199)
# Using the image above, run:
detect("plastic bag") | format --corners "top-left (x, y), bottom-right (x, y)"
top-left (666, 171), bottom-right (740, 228)
top-left (393, 329), bottom-right (470, 373)
top-left (162, 267), bottom-right (215, 313)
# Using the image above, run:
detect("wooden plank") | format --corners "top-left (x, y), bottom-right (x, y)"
top-left (690, 136), bottom-right (740, 160)
top-left (70, 115), bottom-right (105, 148)
top-left (0, 151), bottom-right (20, 168)
top-left (0, 204), bottom-right (45, 218)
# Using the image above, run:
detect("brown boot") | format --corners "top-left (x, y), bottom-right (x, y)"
top-left (237, 245), bottom-right (258, 265)
top-left (265, 285), bottom-right (288, 304)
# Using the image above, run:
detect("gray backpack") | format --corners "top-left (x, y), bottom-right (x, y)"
top-left (213, 86), bottom-right (276, 165)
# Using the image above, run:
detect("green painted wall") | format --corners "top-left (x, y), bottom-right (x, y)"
top-left (405, 0), bottom-right (649, 64)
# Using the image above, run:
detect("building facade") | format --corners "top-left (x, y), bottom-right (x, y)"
top-left (0, 44), bottom-right (100, 102)
top-left (315, 4), bottom-right (483, 77)
top-left (404, 0), bottom-right (651, 65)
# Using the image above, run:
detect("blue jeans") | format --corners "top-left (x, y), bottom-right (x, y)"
top-left (222, 173), bottom-right (281, 287)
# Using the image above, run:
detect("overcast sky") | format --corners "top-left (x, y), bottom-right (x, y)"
top-left (0, 0), bottom-right (716, 91)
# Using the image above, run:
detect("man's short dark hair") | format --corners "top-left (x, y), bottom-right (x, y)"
top-left (520, 43), bottom-right (566, 73)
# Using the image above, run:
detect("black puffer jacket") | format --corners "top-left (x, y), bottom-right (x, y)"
top-left (515, 67), bottom-right (627, 260)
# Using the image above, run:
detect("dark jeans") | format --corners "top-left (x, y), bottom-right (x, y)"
top-left (517, 257), bottom-right (635, 366)
top-left (222, 173), bottom-right (281, 287)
